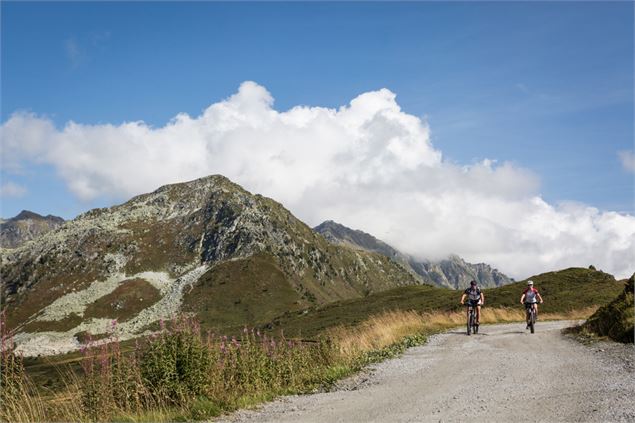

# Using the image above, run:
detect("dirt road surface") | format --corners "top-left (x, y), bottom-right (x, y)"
top-left (217, 321), bottom-right (635, 423)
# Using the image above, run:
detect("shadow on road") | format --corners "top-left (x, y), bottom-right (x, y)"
top-left (447, 330), bottom-right (525, 336)
top-left (447, 331), bottom-right (489, 336)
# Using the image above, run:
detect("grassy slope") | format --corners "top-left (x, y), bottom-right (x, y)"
top-left (580, 274), bottom-right (634, 343)
top-left (268, 267), bottom-right (623, 338)
top-left (182, 253), bottom-right (308, 330)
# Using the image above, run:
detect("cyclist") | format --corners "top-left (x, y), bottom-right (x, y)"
top-left (520, 280), bottom-right (544, 329)
top-left (460, 280), bottom-right (484, 326)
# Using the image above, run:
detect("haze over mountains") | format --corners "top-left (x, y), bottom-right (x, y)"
top-left (314, 220), bottom-right (512, 289)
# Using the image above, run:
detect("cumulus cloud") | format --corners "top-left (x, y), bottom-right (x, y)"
top-left (619, 150), bottom-right (635, 174)
top-left (0, 181), bottom-right (27, 198)
top-left (1, 81), bottom-right (634, 279)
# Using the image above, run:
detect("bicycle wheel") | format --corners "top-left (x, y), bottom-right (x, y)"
top-left (467, 310), bottom-right (472, 335)
top-left (529, 308), bottom-right (535, 334)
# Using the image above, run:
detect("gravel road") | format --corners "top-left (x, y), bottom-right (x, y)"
top-left (216, 321), bottom-right (635, 423)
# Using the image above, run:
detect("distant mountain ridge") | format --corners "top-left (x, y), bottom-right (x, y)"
top-left (314, 220), bottom-right (513, 289)
top-left (0, 210), bottom-right (65, 249)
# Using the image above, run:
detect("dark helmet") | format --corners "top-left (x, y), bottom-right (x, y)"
top-left (470, 280), bottom-right (477, 286)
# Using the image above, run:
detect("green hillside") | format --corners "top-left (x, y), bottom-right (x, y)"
top-left (483, 267), bottom-right (621, 312)
top-left (182, 253), bottom-right (308, 329)
top-left (267, 267), bottom-right (623, 338)
top-left (579, 273), bottom-right (634, 343)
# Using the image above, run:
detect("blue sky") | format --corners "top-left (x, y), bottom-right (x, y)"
top-left (1, 1), bottom-right (633, 219)
top-left (2, 1), bottom-right (634, 278)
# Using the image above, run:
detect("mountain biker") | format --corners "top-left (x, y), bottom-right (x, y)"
top-left (460, 280), bottom-right (484, 325)
top-left (520, 280), bottom-right (543, 329)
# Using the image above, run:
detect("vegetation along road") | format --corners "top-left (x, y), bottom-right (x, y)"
top-left (218, 321), bottom-right (634, 423)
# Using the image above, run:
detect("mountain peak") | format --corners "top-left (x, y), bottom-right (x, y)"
top-left (1, 210), bottom-right (65, 249)
top-left (14, 210), bottom-right (43, 220)
top-left (11, 210), bottom-right (64, 223)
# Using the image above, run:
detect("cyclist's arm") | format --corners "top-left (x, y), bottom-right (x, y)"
top-left (460, 293), bottom-right (467, 304)
top-left (479, 292), bottom-right (485, 305)
top-left (520, 293), bottom-right (526, 304)
top-left (536, 292), bottom-right (544, 303)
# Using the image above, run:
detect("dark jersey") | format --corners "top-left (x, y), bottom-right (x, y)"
top-left (464, 287), bottom-right (481, 302)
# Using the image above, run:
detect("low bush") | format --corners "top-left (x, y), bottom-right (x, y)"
top-left (580, 274), bottom-right (634, 343)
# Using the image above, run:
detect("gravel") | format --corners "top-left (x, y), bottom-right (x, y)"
top-left (215, 321), bottom-right (635, 423)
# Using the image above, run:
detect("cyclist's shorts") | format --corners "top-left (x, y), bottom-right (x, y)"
top-left (524, 302), bottom-right (537, 308)
top-left (467, 299), bottom-right (481, 307)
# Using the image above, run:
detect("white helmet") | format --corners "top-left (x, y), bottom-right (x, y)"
top-left (527, 280), bottom-right (534, 286)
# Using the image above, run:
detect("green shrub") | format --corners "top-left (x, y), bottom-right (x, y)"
top-left (140, 318), bottom-right (214, 405)
top-left (582, 274), bottom-right (634, 343)
top-left (183, 397), bottom-right (223, 420)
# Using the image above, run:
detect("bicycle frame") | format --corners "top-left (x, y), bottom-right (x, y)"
top-left (465, 304), bottom-right (479, 335)
top-left (525, 303), bottom-right (537, 334)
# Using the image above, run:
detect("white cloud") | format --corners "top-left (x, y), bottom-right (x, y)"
top-left (619, 150), bottom-right (635, 174)
top-left (2, 81), bottom-right (634, 279)
top-left (0, 181), bottom-right (27, 198)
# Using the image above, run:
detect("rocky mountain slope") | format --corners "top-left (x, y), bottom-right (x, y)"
top-left (314, 220), bottom-right (512, 289)
top-left (0, 210), bottom-right (65, 248)
top-left (1, 175), bottom-right (416, 356)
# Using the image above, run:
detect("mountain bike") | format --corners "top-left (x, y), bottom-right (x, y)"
top-left (464, 303), bottom-right (480, 335)
top-left (525, 302), bottom-right (537, 334)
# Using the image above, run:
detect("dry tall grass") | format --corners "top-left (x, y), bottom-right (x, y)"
top-left (328, 310), bottom-right (426, 358)
top-left (328, 306), bottom-right (599, 359)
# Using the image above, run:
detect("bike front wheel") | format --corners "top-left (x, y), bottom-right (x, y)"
top-left (530, 308), bottom-right (536, 333)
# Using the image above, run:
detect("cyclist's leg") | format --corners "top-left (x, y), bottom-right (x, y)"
top-left (476, 305), bottom-right (481, 324)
